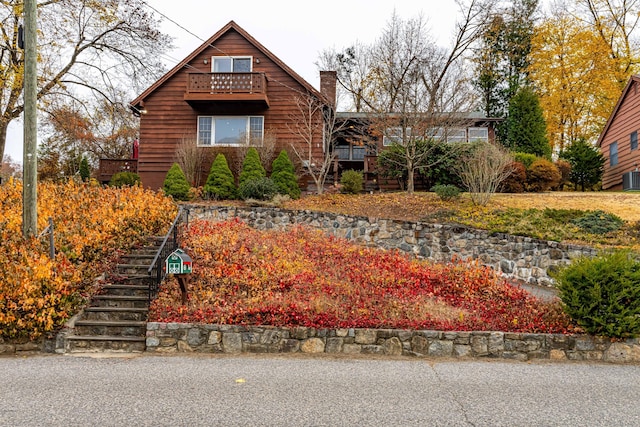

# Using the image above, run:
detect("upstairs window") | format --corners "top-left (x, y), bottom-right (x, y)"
top-left (212, 56), bottom-right (252, 73)
top-left (632, 131), bottom-right (638, 151)
top-left (610, 141), bottom-right (619, 166)
top-left (198, 116), bottom-right (263, 146)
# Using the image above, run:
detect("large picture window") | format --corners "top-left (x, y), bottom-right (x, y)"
top-left (198, 116), bottom-right (264, 146)
top-left (212, 56), bottom-right (252, 73)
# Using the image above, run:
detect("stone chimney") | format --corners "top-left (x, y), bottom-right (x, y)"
top-left (319, 70), bottom-right (337, 108)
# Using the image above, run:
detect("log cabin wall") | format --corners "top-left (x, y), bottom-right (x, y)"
top-left (136, 27), bottom-right (324, 190)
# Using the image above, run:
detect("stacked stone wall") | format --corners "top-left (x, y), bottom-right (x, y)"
top-left (184, 205), bottom-right (598, 287)
top-left (146, 323), bottom-right (640, 363)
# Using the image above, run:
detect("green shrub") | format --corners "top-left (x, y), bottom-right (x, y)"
top-left (238, 176), bottom-right (278, 201)
top-left (163, 163), bottom-right (191, 201)
top-left (571, 210), bottom-right (624, 234)
top-left (204, 154), bottom-right (237, 199)
top-left (542, 208), bottom-right (584, 223)
top-left (526, 159), bottom-right (561, 192)
top-left (430, 184), bottom-right (461, 201)
top-left (79, 157), bottom-right (91, 182)
top-left (271, 150), bottom-right (300, 199)
top-left (555, 250), bottom-right (640, 338)
top-left (513, 152), bottom-right (538, 168)
top-left (109, 171), bottom-right (140, 187)
top-left (340, 169), bottom-right (363, 194)
top-left (239, 147), bottom-right (266, 187)
top-left (498, 161), bottom-right (526, 193)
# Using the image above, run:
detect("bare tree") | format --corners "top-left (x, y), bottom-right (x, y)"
top-left (0, 0), bottom-right (172, 161)
top-left (319, 2), bottom-right (494, 193)
top-left (287, 93), bottom-right (345, 194)
top-left (316, 41), bottom-right (373, 112)
top-left (456, 141), bottom-right (515, 205)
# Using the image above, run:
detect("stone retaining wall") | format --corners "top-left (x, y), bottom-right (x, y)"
top-left (146, 323), bottom-right (640, 363)
top-left (184, 205), bottom-right (599, 287)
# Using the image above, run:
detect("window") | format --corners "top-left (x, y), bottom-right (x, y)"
top-left (631, 131), bottom-right (638, 151)
top-left (383, 127), bottom-right (412, 146)
top-left (197, 116), bottom-right (264, 146)
top-left (446, 128), bottom-right (467, 143)
top-left (468, 127), bottom-right (489, 143)
top-left (610, 141), bottom-right (619, 166)
top-left (212, 56), bottom-right (252, 73)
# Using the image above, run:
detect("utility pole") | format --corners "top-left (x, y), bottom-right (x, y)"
top-left (22, 0), bottom-right (37, 237)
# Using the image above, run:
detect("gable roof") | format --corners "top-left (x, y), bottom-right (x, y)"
top-left (130, 20), bottom-right (323, 107)
top-left (597, 74), bottom-right (640, 147)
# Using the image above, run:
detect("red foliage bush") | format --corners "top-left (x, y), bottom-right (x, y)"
top-left (150, 219), bottom-right (575, 333)
top-left (499, 161), bottom-right (527, 193)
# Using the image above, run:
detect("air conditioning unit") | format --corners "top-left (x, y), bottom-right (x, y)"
top-left (622, 171), bottom-right (640, 190)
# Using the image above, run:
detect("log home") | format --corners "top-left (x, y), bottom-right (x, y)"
top-left (598, 75), bottom-right (640, 190)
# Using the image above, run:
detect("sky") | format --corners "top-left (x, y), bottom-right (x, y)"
top-left (4, 0), bottom-right (474, 164)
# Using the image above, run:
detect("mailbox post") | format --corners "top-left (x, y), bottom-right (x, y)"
top-left (165, 249), bottom-right (193, 304)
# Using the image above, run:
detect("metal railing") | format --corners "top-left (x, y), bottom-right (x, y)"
top-left (147, 207), bottom-right (189, 301)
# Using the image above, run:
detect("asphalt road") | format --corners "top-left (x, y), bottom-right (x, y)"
top-left (1, 353), bottom-right (639, 426)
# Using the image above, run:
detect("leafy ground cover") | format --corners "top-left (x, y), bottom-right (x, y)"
top-left (282, 192), bottom-right (640, 248)
top-left (0, 180), bottom-right (177, 340)
top-left (150, 219), bottom-right (575, 333)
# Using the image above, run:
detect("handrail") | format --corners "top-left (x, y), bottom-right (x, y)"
top-left (147, 207), bottom-right (188, 301)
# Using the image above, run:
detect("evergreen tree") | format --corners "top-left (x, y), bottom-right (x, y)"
top-left (163, 163), bottom-right (191, 201)
top-left (559, 138), bottom-right (605, 191)
top-left (270, 150), bottom-right (300, 199)
top-left (506, 86), bottom-right (551, 158)
top-left (474, 0), bottom-right (538, 142)
top-left (79, 157), bottom-right (91, 182)
top-left (204, 154), bottom-right (237, 199)
top-left (238, 147), bottom-right (266, 187)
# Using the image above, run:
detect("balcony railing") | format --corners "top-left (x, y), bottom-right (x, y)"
top-left (98, 159), bottom-right (138, 183)
top-left (185, 73), bottom-right (267, 102)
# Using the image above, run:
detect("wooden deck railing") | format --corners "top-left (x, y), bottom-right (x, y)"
top-left (186, 72), bottom-right (266, 94)
top-left (98, 159), bottom-right (138, 183)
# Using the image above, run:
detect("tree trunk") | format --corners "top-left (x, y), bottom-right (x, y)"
top-left (407, 170), bottom-right (416, 194)
top-left (0, 119), bottom-right (9, 163)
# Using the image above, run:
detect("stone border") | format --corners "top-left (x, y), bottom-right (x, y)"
top-left (146, 323), bottom-right (640, 364)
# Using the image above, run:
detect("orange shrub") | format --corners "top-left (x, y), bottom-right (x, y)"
top-left (0, 179), bottom-right (177, 340)
top-left (526, 159), bottom-right (561, 192)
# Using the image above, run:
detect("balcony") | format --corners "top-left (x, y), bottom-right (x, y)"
top-left (98, 159), bottom-right (138, 184)
top-left (184, 72), bottom-right (269, 106)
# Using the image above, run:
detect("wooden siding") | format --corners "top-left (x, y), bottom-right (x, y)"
top-left (600, 78), bottom-right (640, 190)
top-left (136, 28), bottom-right (324, 190)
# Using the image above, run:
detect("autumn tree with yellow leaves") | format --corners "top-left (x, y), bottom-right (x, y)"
top-left (528, 0), bottom-right (640, 152)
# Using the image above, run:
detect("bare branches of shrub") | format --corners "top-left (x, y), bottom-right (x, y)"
top-left (175, 135), bottom-right (209, 187)
top-left (456, 142), bottom-right (514, 205)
